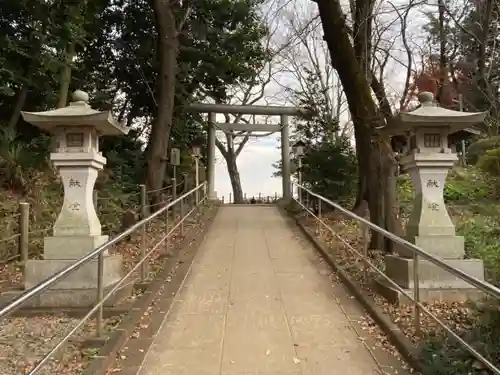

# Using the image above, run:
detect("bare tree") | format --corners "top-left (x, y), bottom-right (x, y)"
top-left (278, 2), bottom-right (352, 140)
top-left (212, 2), bottom-right (293, 203)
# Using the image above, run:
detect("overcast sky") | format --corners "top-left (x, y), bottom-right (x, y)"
top-left (215, 136), bottom-right (282, 201)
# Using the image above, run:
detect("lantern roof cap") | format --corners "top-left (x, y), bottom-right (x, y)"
top-left (378, 91), bottom-right (487, 136)
top-left (21, 90), bottom-right (129, 136)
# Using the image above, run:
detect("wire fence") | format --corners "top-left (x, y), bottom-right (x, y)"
top-left (293, 182), bottom-right (500, 375)
top-left (0, 174), bottom-right (192, 264)
top-left (221, 192), bottom-right (281, 204)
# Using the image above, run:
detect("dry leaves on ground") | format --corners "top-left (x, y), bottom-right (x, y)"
top-left (302, 213), bottom-right (474, 356)
top-left (0, 315), bottom-right (116, 375)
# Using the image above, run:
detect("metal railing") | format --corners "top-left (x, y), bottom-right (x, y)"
top-left (292, 182), bottom-right (500, 375)
top-left (0, 175), bottom-right (192, 264)
top-left (0, 182), bottom-right (207, 375)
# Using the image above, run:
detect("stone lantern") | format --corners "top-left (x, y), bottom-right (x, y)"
top-left (378, 91), bottom-right (487, 303)
top-left (19, 90), bottom-right (129, 307)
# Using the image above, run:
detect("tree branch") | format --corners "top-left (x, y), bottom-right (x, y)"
top-left (235, 133), bottom-right (250, 157)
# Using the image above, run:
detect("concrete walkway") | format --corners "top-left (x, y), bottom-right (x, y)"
top-left (137, 206), bottom-right (384, 375)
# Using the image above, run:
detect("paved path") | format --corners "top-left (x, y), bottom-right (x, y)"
top-left (137, 206), bottom-right (385, 375)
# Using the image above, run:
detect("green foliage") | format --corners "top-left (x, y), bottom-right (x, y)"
top-left (477, 147), bottom-right (500, 177)
top-left (0, 0), bottom-right (271, 254)
top-left (420, 301), bottom-right (500, 375)
top-left (0, 127), bottom-right (50, 191)
top-left (396, 174), bottom-right (413, 208)
top-left (468, 137), bottom-right (500, 165)
top-left (0, 0), bottom-right (269, 178)
top-left (274, 68), bottom-right (358, 204)
top-left (100, 130), bottom-right (146, 189)
top-left (398, 167), bottom-right (494, 211)
top-left (300, 141), bottom-right (357, 204)
top-left (180, 0), bottom-right (269, 101)
top-left (444, 168), bottom-right (494, 203)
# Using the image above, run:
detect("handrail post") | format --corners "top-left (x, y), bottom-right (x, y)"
top-left (96, 251), bottom-right (104, 337)
top-left (195, 157), bottom-right (200, 205)
top-left (182, 172), bottom-right (188, 193)
top-left (361, 222), bottom-right (369, 282)
top-left (165, 204), bottom-right (170, 252)
top-left (317, 198), bottom-right (322, 233)
top-left (305, 189), bottom-right (309, 213)
top-left (413, 251), bottom-right (421, 335)
top-left (180, 197), bottom-right (185, 237)
top-left (140, 184), bottom-right (147, 281)
top-left (19, 202), bottom-right (29, 264)
top-left (172, 178), bottom-right (177, 219)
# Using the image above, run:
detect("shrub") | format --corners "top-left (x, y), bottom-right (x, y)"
top-left (0, 126), bottom-right (51, 192)
top-left (467, 136), bottom-right (500, 165)
top-left (420, 301), bottom-right (500, 375)
top-left (300, 140), bottom-right (358, 205)
top-left (477, 147), bottom-right (500, 177)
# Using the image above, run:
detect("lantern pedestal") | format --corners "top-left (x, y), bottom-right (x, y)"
top-left (395, 152), bottom-right (465, 258)
top-left (22, 153), bottom-right (125, 307)
top-left (379, 151), bottom-right (485, 304)
top-left (51, 153), bottom-right (106, 238)
top-left (375, 92), bottom-right (487, 304)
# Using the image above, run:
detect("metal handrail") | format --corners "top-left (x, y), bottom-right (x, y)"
top-left (294, 183), bottom-right (500, 298)
top-left (293, 183), bottom-right (500, 375)
top-left (0, 182), bottom-right (206, 320)
top-left (0, 182), bottom-right (207, 375)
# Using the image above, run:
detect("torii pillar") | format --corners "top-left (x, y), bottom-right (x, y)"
top-left (281, 115), bottom-right (291, 201)
top-left (207, 112), bottom-right (216, 199)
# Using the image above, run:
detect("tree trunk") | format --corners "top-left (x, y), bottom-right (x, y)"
top-left (227, 153), bottom-right (244, 203)
top-left (436, 0), bottom-right (446, 105)
top-left (146, 0), bottom-right (179, 203)
top-left (7, 87), bottom-right (30, 129)
top-left (216, 133), bottom-right (247, 204)
top-left (57, 42), bottom-right (76, 108)
top-left (370, 143), bottom-right (384, 249)
top-left (317, 0), bottom-right (387, 246)
top-left (7, 37), bottom-right (44, 129)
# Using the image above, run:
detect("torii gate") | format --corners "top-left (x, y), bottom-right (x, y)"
top-left (186, 103), bottom-right (309, 201)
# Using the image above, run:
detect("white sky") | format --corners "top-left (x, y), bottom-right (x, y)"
top-left (215, 136), bottom-right (282, 201)
top-left (212, 0), bottom-right (427, 201)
